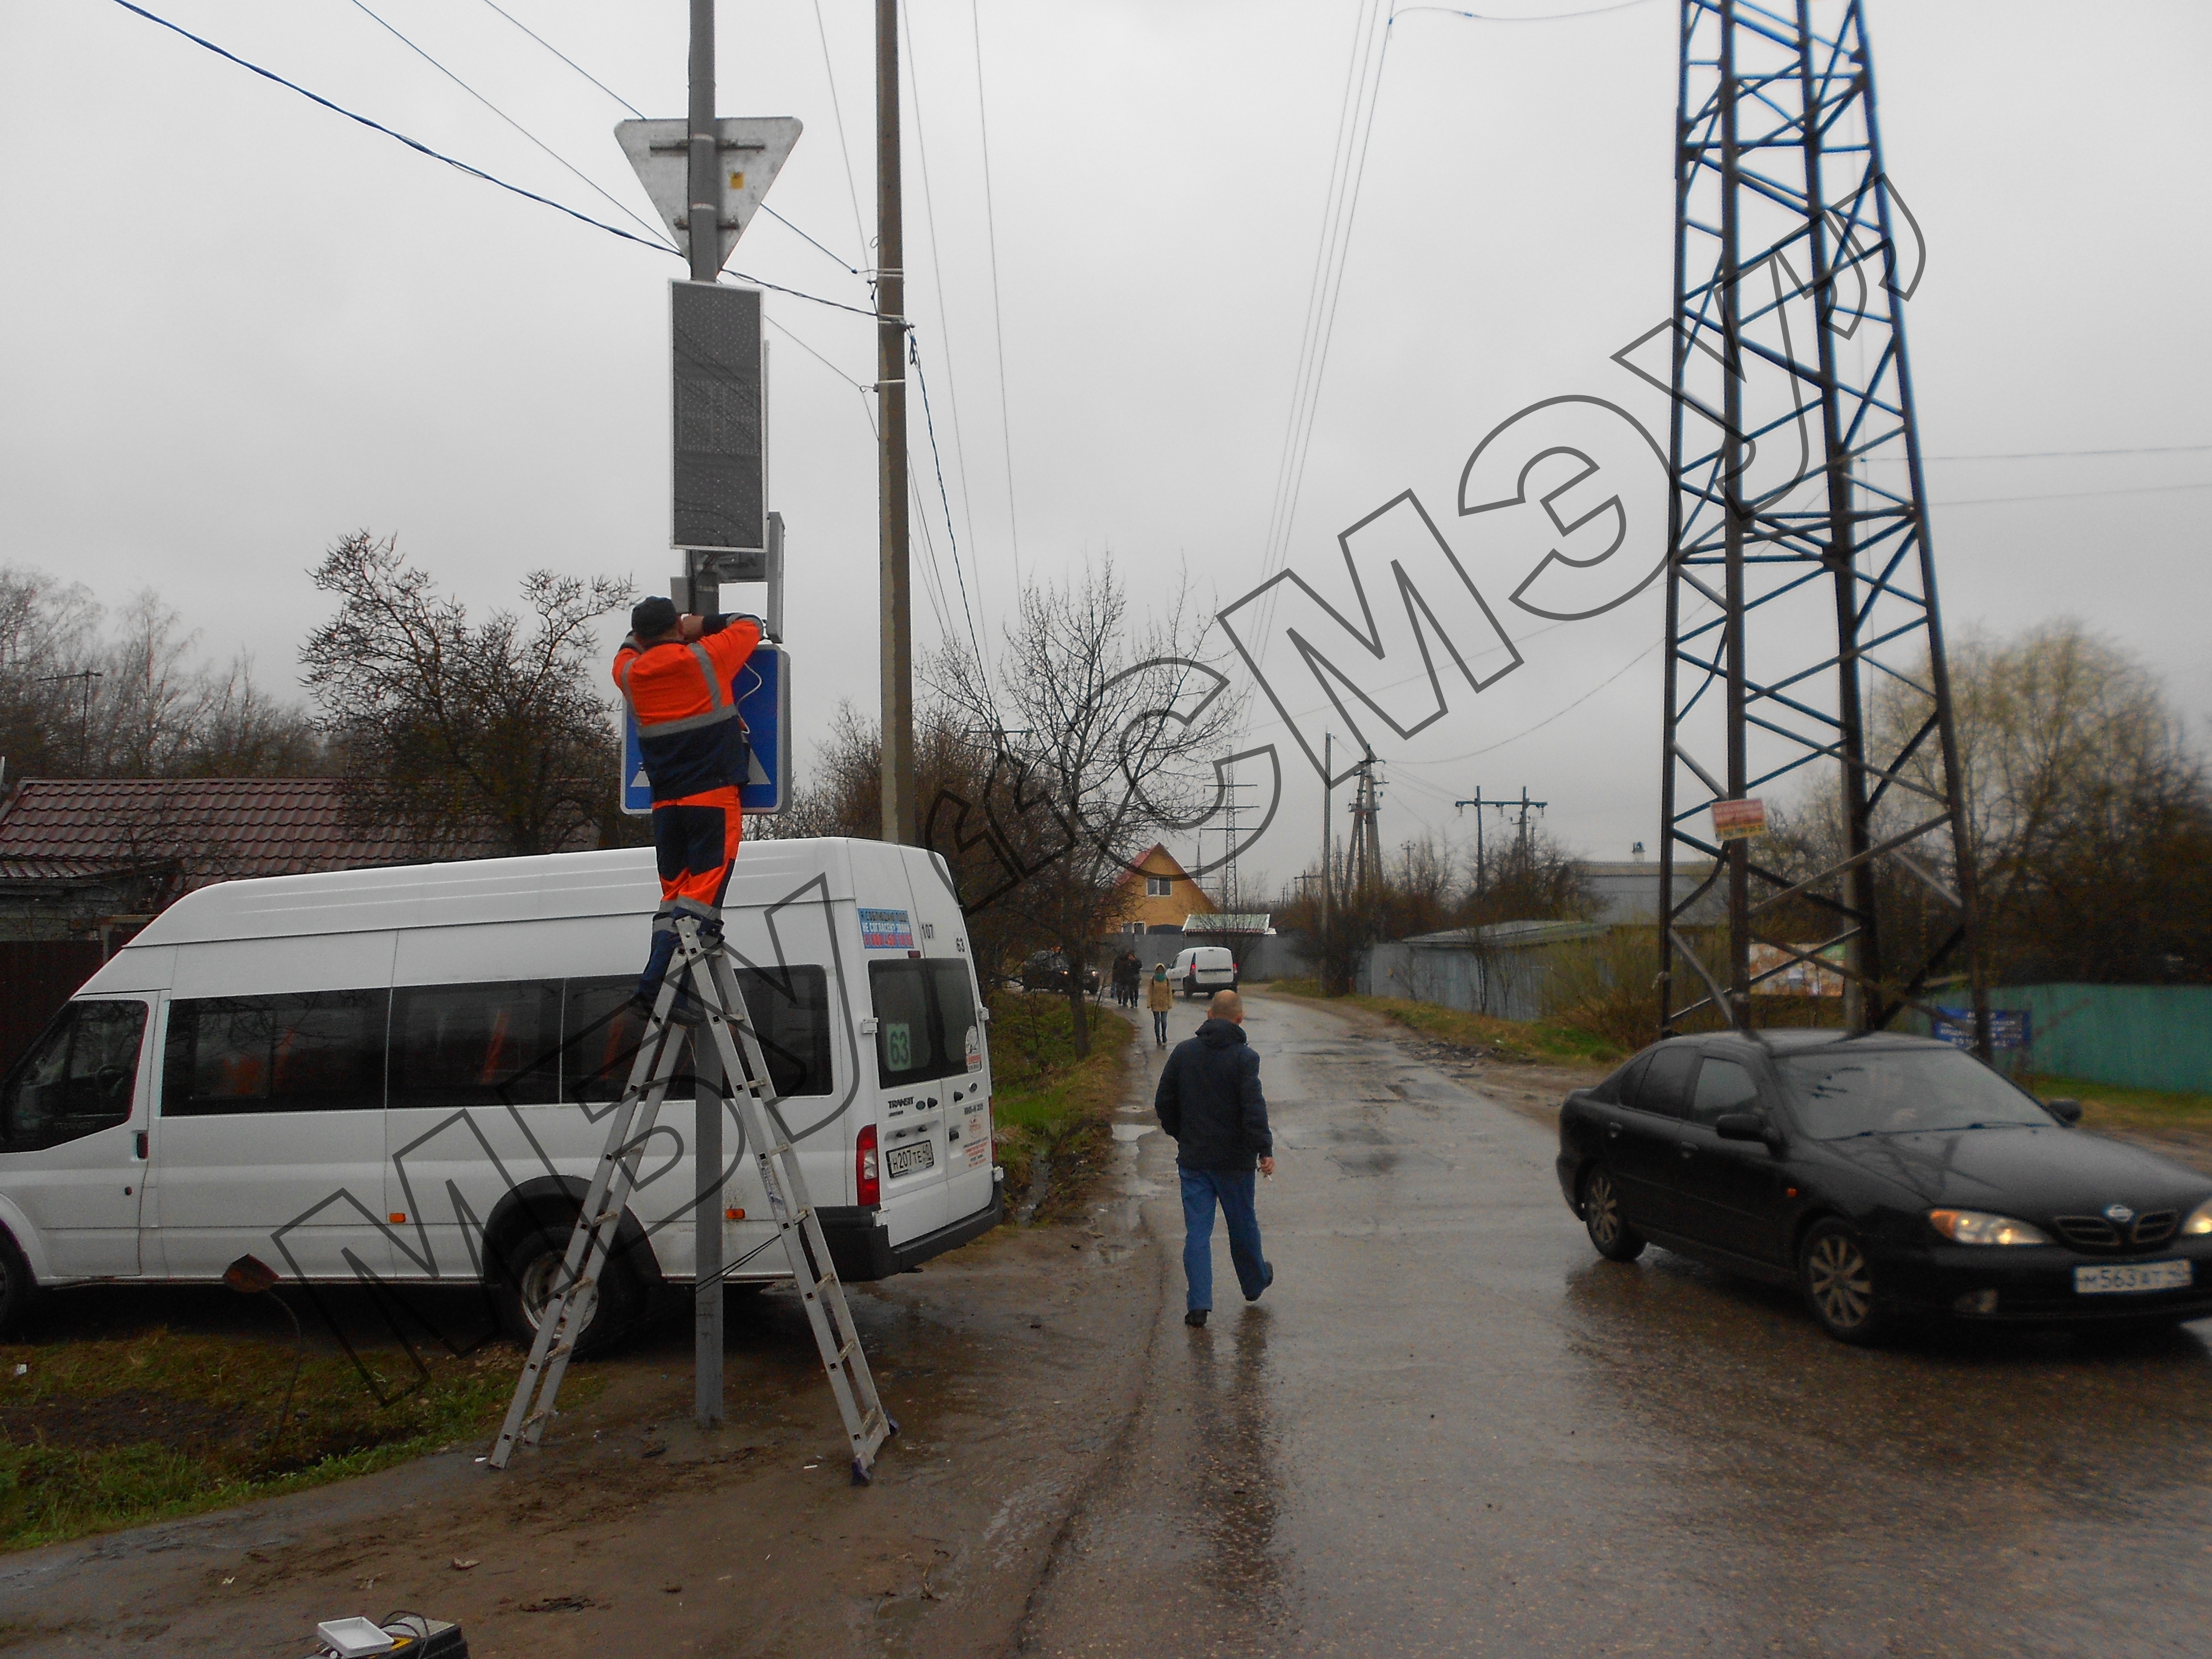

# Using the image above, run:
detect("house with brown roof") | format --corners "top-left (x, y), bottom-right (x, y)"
top-left (0, 778), bottom-right (510, 1069)
top-left (1111, 843), bottom-right (1219, 940)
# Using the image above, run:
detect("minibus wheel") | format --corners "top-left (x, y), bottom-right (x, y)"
top-left (495, 1231), bottom-right (644, 1358)
top-left (0, 1229), bottom-right (38, 1340)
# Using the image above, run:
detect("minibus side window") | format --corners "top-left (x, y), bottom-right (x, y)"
top-left (560, 970), bottom-right (832, 1102)
top-left (161, 991), bottom-right (388, 1117)
top-left (390, 982), bottom-right (561, 1110)
top-left (731, 966), bottom-right (832, 1099)
top-left (0, 1001), bottom-right (147, 1152)
top-left (562, 978), bottom-right (696, 1104)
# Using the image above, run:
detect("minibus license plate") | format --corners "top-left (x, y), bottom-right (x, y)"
top-left (887, 1141), bottom-right (935, 1179)
top-left (2074, 1260), bottom-right (2191, 1295)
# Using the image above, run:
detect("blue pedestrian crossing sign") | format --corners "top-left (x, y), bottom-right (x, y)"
top-left (622, 642), bottom-right (789, 816)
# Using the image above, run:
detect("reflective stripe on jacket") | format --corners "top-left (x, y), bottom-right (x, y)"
top-left (612, 614), bottom-right (763, 803)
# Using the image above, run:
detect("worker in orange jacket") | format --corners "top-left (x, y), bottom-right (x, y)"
top-left (613, 594), bottom-right (765, 1015)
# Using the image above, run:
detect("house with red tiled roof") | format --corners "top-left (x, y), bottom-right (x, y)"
top-left (0, 778), bottom-right (513, 1067)
top-left (1110, 843), bottom-right (1219, 939)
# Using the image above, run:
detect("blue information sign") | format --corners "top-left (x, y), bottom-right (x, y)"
top-left (1932, 1006), bottom-right (2031, 1051)
top-left (621, 642), bottom-right (788, 816)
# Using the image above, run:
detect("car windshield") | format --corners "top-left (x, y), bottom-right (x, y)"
top-left (1777, 1047), bottom-right (2053, 1139)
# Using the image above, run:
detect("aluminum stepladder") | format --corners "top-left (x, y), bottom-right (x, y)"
top-left (489, 916), bottom-right (896, 1481)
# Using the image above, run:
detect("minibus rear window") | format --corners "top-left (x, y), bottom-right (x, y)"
top-left (162, 991), bottom-right (389, 1117)
top-left (561, 968), bottom-right (832, 1103)
top-left (869, 960), bottom-right (981, 1088)
top-left (0, 1000), bottom-right (147, 1153)
top-left (391, 981), bottom-right (561, 1109)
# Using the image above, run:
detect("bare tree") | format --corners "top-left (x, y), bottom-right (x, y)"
top-left (930, 559), bottom-right (1241, 1054)
top-left (1778, 620), bottom-right (2212, 986)
top-left (0, 567), bottom-right (322, 779)
top-left (300, 533), bottom-right (632, 858)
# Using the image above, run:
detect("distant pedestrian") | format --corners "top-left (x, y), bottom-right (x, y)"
top-left (1153, 989), bottom-right (1274, 1328)
top-left (1146, 962), bottom-right (1174, 1045)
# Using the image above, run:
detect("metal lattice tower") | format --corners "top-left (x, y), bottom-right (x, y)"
top-left (1656, 0), bottom-right (1988, 1052)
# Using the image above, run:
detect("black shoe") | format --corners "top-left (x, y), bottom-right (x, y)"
top-left (1184, 1308), bottom-right (1208, 1328)
top-left (1245, 1263), bottom-right (1275, 1304)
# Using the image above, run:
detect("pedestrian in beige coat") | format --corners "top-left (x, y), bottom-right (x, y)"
top-left (1146, 963), bottom-right (1174, 1047)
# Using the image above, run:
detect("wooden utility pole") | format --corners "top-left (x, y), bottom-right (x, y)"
top-left (876, 0), bottom-right (915, 843)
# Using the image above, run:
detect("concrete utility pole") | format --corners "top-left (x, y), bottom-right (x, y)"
top-left (685, 0), bottom-right (725, 1432)
top-left (876, 0), bottom-right (916, 843)
top-left (1320, 733), bottom-right (1333, 968)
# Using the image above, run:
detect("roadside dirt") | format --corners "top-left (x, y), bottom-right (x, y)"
top-left (0, 1049), bottom-right (1166, 1658)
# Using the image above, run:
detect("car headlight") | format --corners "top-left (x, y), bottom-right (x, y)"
top-left (1928, 1208), bottom-right (2051, 1246)
top-left (2183, 1197), bottom-right (2212, 1237)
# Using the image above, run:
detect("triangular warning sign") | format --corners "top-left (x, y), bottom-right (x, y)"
top-left (616, 118), bottom-right (803, 273)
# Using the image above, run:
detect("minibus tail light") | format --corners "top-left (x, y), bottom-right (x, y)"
top-left (857, 1124), bottom-right (880, 1207)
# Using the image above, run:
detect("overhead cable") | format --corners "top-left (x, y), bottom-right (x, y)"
top-left (911, 340), bottom-right (996, 703)
top-left (971, 0), bottom-right (1024, 594)
top-left (473, 0), bottom-right (645, 117)
top-left (813, 0), bottom-right (873, 270)
top-left (344, 0), bottom-right (673, 249)
top-left (110, 0), bottom-right (674, 253)
top-left (902, 0), bottom-right (988, 683)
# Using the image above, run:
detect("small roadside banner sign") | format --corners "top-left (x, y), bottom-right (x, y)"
top-left (1711, 797), bottom-right (1767, 841)
top-left (1933, 1007), bottom-right (2032, 1051)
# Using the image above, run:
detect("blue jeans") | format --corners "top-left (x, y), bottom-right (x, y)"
top-left (1153, 1010), bottom-right (1169, 1044)
top-left (1180, 1166), bottom-right (1268, 1312)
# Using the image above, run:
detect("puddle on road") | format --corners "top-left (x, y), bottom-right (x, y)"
top-left (1111, 1122), bottom-right (1148, 1143)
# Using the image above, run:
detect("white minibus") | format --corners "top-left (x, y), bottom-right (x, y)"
top-left (0, 839), bottom-right (1002, 1352)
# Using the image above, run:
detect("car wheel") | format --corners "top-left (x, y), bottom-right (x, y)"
top-left (1799, 1220), bottom-right (1891, 1345)
top-left (496, 1224), bottom-right (644, 1359)
top-left (0, 1229), bottom-right (39, 1339)
top-left (1580, 1168), bottom-right (1646, 1263)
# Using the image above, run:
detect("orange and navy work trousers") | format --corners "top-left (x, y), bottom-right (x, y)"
top-left (637, 785), bottom-right (743, 1002)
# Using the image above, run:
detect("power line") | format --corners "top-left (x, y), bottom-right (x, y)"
top-left (902, 0), bottom-right (990, 688)
top-left (910, 340), bottom-right (995, 701)
top-left (1937, 479), bottom-right (2212, 508)
top-left (970, 0), bottom-right (1024, 596)
top-left (813, 0), bottom-right (873, 273)
top-left (758, 203), bottom-right (865, 276)
top-left (112, 0), bottom-right (675, 254)
top-left (1875, 442), bottom-right (2212, 462)
top-left (1250, 0), bottom-right (1393, 676)
top-left (1393, 0), bottom-right (1659, 20)
top-left (765, 314), bottom-right (873, 399)
top-left (473, 0), bottom-right (644, 118)
top-left (344, 0), bottom-right (674, 249)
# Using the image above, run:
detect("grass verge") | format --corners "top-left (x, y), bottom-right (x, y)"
top-left (988, 991), bottom-right (1136, 1220)
top-left (2019, 1073), bottom-right (2212, 1134)
top-left (0, 1325), bottom-right (563, 1552)
top-left (1262, 985), bottom-right (1624, 1068)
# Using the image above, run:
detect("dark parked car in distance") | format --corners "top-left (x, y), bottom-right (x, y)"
top-left (1556, 1030), bottom-right (2212, 1343)
top-left (1018, 950), bottom-right (1100, 996)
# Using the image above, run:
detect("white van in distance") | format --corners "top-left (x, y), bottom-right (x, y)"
top-left (1173, 945), bottom-right (1238, 999)
top-left (0, 839), bottom-right (1003, 1351)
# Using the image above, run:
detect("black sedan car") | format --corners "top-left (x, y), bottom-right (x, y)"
top-left (1556, 1030), bottom-right (2212, 1343)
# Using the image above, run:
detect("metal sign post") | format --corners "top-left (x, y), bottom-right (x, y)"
top-left (614, 3), bottom-right (806, 1434)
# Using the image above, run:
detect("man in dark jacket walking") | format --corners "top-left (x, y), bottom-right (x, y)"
top-left (1154, 989), bottom-right (1275, 1328)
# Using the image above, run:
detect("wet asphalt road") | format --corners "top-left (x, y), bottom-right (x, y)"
top-left (1019, 992), bottom-right (2212, 1658)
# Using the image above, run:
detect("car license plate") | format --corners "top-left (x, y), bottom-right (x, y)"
top-left (2073, 1259), bottom-right (2192, 1295)
top-left (886, 1141), bottom-right (935, 1179)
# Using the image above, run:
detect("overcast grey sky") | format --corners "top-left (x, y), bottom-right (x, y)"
top-left (3, 0), bottom-right (2206, 891)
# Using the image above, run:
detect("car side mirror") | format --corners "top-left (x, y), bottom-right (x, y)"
top-left (1715, 1111), bottom-right (1771, 1144)
top-left (2045, 1097), bottom-right (2083, 1126)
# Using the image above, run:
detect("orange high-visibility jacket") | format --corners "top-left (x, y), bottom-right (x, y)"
top-left (612, 614), bottom-right (764, 803)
